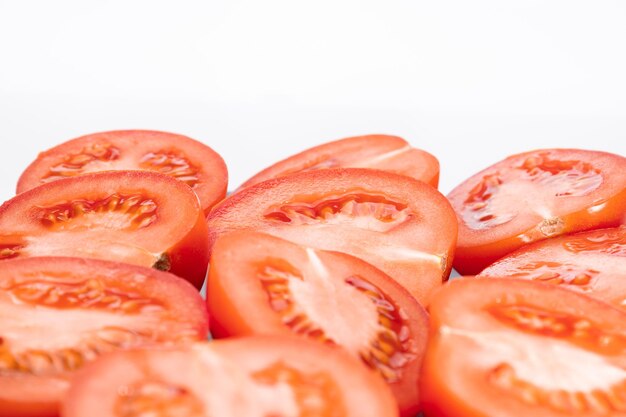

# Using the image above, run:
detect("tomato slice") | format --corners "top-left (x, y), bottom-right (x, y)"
top-left (421, 277), bottom-right (626, 417)
top-left (0, 256), bottom-right (208, 417)
top-left (208, 231), bottom-right (428, 417)
top-left (61, 336), bottom-right (398, 417)
top-left (16, 130), bottom-right (228, 216)
top-left (238, 134), bottom-right (440, 190)
top-left (479, 226), bottom-right (626, 310)
top-left (207, 168), bottom-right (457, 304)
top-left (1, 170), bottom-right (209, 288)
top-left (448, 149), bottom-right (626, 274)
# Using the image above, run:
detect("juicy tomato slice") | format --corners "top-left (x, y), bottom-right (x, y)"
top-left (448, 149), bottom-right (626, 274)
top-left (479, 226), bottom-right (626, 310)
top-left (208, 231), bottom-right (428, 417)
top-left (0, 170), bottom-right (209, 288)
top-left (238, 134), bottom-right (440, 190)
top-left (207, 168), bottom-right (457, 304)
top-left (421, 277), bottom-right (626, 417)
top-left (61, 336), bottom-right (398, 417)
top-left (0, 257), bottom-right (208, 417)
top-left (16, 130), bottom-right (228, 215)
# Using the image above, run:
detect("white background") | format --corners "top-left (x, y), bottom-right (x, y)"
top-left (0, 0), bottom-right (624, 203)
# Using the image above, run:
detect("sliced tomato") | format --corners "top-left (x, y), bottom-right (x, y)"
top-left (61, 336), bottom-right (398, 417)
top-left (207, 168), bottom-right (457, 304)
top-left (17, 130), bottom-right (228, 215)
top-left (479, 226), bottom-right (626, 310)
top-left (208, 231), bottom-right (428, 417)
top-left (448, 149), bottom-right (626, 274)
top-left (1, 170), bottom-right (209, 288)
top-left (421, 277), bottom-right (626, 417)
top-left (238, 134), bottom-right (439, 190)
top-left (0, 256), bottom-right (208, 417)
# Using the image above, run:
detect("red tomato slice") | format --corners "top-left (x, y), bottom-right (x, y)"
top-left (0, 256), bottom-right (208, 417)
top-left (16, 130), bottom-right (228, 216)
top-left (421, 277), bottom-right (626, 417)
top-left (61, 336), bottom-right (398, 417)
top-left (208, 231), bottom-right (428, 417)
top-left (238, 134), bottom-right (440, 190)
top-left (479, 226), bottom-right (626, 310)
top-left (1, 170), bottom-right (209, 288)
top-left (207, 168), bottom-right (457, 304)
top-left (448, 149), bottom-right (626, 274)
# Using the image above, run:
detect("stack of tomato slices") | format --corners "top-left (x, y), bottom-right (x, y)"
top-left (1, 131), bottom-right (625, 417)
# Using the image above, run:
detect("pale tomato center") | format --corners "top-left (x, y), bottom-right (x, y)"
top-left (257, 248), bottom-right (414, 383)
top-left (0, 277), bottom-right (195, 376)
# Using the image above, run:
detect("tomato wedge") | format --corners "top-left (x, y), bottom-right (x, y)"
top-left (448, 149), bottom-right (626, 274)
top-left (207, 168), bottom-right (457, 304)
top-left (17, 130), bottom-right (228, 216)
top-left (238, 134), bottom-right (439, 190)
top-left (0, 256), bottom-right (208, 417)
top-left (1, 170), bottom-right (209, 288)
top-left (208, 231), bottom-right (428, 417)
top-left (421, 277), bottom-right (626, 417)
top-left (479, 226), bottom-right (626, 310)
top-left (61, 336), bottom-right (398, 417)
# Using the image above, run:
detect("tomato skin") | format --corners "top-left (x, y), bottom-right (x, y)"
top-left (1, 170), bottom-right (210, 289)
top-left (0, 256), bottom-right (208, 417)
top-left (448, 149), bottom-right (626, 275)
top-left (207, 168), bottom-right (457, 304)
top-left (239, 134), bottom-right (440, 190)
top-left (478, 226), bottom-right (626, 309)
top-left (17, 130), bottom-right (228, 216)
top-left (421, 277), bottom-right (626, 417)
top-left (207, 230), bottom-right (429, 417)
top-left (61, 337), bottom-right (399, 417)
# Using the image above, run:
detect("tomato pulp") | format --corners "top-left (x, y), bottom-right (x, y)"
top-left (422, 277), bottom-right (626, 417)
top-left (238, 134), bottom-right (439, 190)
top-left (208, 231), bottom-right (428, 416)
top-left (0, 257), bottom-right (208, 417)
top-left (479, 226), bottom-right (626, 310)
top-left (1, 170), bottom-right (209, 288)
top-left (62, 337), bottom-right (398, 417)
top-left (207, 168), bottom-right (457, 304)
top-left (448, 149), bottom-right (626, 274)
top-left (17, 130), bottom-right (228, 216)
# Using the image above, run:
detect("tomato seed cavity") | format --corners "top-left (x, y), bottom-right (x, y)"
top-left (258, 262), bottom-right (414, 383)
top-left (36, 193), bottom-right (158, 231)
top-left (42, 143), bottom-right (121, 183)
top-left (264, 193), bottom-right (410, 233)
top-left (139, 151), bottom-right (200, 189)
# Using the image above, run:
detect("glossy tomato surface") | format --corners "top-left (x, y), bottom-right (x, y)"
top-left (238, 134), bottom-right (439, 189)
top-left (62, 336), bottom-right (398, 417)
top-left (448, 149), bottom-right (626, 274)
top-left (207, 168), bottom-right (457, 304)
top-left (0, 170), bottom-right (209, 288)
top-left (479, 226), bottom-right (626, 310)
top-left (0, 256), bottom-right (208, 417)
top-left (17, 130), bottom-right (228, 215)
top-left (421, 277), bottom-right (626, 417)
top-left (208, 231), bottom-right (428, 416)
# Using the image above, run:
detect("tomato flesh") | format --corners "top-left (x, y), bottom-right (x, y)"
top-left (448, 149), bottom-right (626, 274)
top-left (238, 134), bottom-right (439, 190)
top-left (61, 337), bottom-right (398, 417)
top-left (479, 226), bottom-right (626, 310)
top-left (421, 277), bottom-right (626, 417)
top-left (207, 168), bottom-right (457, 304)
top-left (208, 231), bottom-right (428, 416)
top-left (0, 257), bottom-right (208, 417)
top-left (17, 130), bottom-right (228, 215)
top-left (0, 170), bottom-right (209, 288)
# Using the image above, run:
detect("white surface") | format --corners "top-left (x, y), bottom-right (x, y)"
top-left (0, 0), bottom-right (624, 203)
